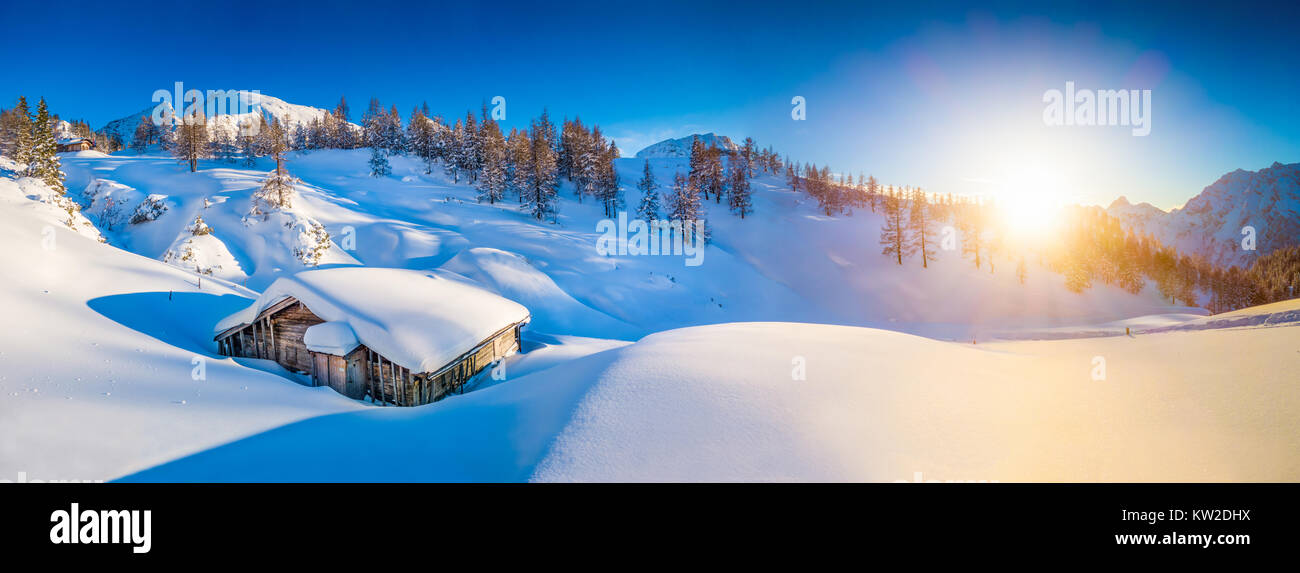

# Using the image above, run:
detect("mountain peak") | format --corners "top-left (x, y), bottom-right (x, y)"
top-left (635, 133), bottom-right (738, 158)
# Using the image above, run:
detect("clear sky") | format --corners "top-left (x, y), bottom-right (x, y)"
top-left (2, 0), bottom-right (1297, 209)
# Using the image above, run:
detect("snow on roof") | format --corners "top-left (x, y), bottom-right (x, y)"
top-left (216, 267), bottom-right (530, 372)
top-left (302, 321), bottom-right (360, 356)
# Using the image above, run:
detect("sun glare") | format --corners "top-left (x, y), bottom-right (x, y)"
top-left (993, 167), bottom-right (1065, 239)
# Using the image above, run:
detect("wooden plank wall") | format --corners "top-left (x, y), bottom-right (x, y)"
top-left (268, 303), bottom-right (325, 374)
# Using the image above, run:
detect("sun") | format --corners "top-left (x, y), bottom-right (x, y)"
top-left (992, 168), bottom-right (1065, 239)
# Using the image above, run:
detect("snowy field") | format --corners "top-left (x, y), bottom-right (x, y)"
top-left (2, 145), bottom-right (1295, 482)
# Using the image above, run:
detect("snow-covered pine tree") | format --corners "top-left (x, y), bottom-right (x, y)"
top-left (250, 162), bottom-right (299, 216)
top-left (29, 98), bottom-right (66, 193)
top-left (741, 137), bottom-right (756, 178)
top-left (906, 187), bottom-right (936, 267)
top-left (384, 104), bottom-right (405, 154)
top-left (444, 118), bottom-right (464, 183)
top-left (209, 123), bottom-right (236, 163)
top-left (363, 98), bottom-right (391, 177)
top-left (407, 108), bottom-right (437, 173)
top-left (5, 96), bottom-right (33, 166)
top-left (879, 186), bottom-right (909, 265)
top-left (476, 120), bottom-right (508, 204)
top-left (634, 159), bottom-right (660, 221)
top-left (727, 149), bottom-right (753, 218)
top-left (332, 96), bottom-right (354, 149)
top-left (506, 126), bottom-right (532, 203)
top-left (667, 171), bottom-right (709, 245)
top-left (461, 111), bottom-right (481, 183)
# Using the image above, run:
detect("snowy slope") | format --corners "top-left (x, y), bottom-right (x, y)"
top-left (121, 318), bottom-right (1300, 482)
top-left (634, 133), bottom-right (739, 158)
top-left (0, 173), bottom-right (364, 481)
top-left (57, 149), bottom-right (1194, 343)
top-left (1107, 161), bottom-right (1300, 268)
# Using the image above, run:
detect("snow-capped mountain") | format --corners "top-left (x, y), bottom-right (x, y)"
top-left (99, 91), bottom-right (359, 142)
top-left (634, 133), bottom-right (738, 158)
top-left (1107, 161), bottom-right (1300, 268)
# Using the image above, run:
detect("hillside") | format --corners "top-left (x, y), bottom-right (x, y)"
top-left (55, 146), bottom-right (1194, 342)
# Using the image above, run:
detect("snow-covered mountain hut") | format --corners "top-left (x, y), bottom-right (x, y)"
top-left (56, 137), bottom-right (96, 152)
top-left (214, 268), bottom-right (530, 406)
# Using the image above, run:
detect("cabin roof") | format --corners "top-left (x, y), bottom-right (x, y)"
top-left (215, 267), bottom-right (530, 372)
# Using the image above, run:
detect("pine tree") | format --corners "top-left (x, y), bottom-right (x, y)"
top-left (1016, 256), bottom-right (1028, 284)
top-left (27, 98), bottom-right (65, 193)
top-left (7, 96), bottom-right (33, 166)
top-left (906, 188), bottom-right (936, 267)
top-left (703, 144), bottom-right (725, 203)
top-left (363, 98), bottom-right (390, 177)
top-left (727, 152), bottom-right (753, 218)
top-left (476, 120), bottom-right (508, 204)
top-left (634, 160), bottom-right (660, 222)
top-left (667, 172), bottom-right (708, 244)
top-left (332, 96), bottom-right (355, 149)
top-left (506, 127), bottom-right (532, 202)
top-left (879, 186), bottom-right (908, 264)
top-left (407, 108), bottom-right (437, 173)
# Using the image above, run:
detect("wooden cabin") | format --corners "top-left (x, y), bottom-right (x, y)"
top-left (56, 137), bottom-right (96, 152)
top-left (213, 268), bottom-right (530, 406)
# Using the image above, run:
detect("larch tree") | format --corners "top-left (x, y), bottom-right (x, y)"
top-left (906, 187), bottom-right (936, 267)
top-left (879, 186), bottom-right (909, 265)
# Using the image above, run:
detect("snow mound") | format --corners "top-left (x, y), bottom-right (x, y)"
top-left (440, 247), bottom-right (641, 339)
top-left (303, 322), bottom-right (360, 356)
top-left (161, 231), bottom-right (247, 281)
top-left (215, 267), bottom-right (530, 372)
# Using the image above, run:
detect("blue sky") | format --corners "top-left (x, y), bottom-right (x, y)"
top-left (2, 0), bottom-right (1297, 208)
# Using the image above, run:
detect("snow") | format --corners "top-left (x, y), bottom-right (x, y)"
top-left (215, 267), bottom-right (530, 373)
top-left (635, 133), bottom-right (738, 158)
top-left (302, 322), bottom-right (360, 356)
top-left (0, 171), bottom-right (362, 481)
top-left (121, 319), bottom-right (1300, 482)
top-left (2, 94), bottom-right (1295, 482)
